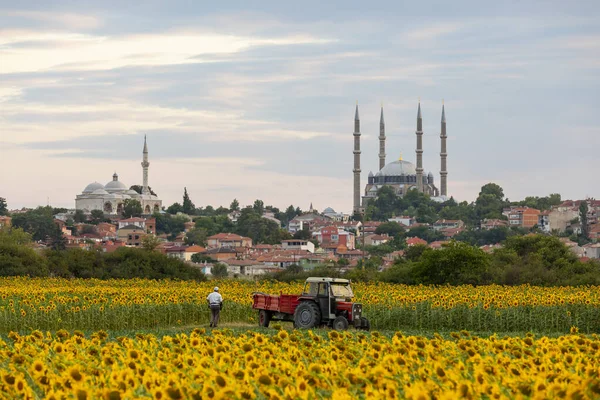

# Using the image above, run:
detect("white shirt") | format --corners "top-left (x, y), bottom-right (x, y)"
top-left (207, 292), bottom-right (223, 305)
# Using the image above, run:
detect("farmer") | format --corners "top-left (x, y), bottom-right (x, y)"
top-left (207, 287), bottom-right (223, 328)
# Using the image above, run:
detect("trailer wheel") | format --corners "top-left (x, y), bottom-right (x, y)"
top-left (258, 310), bottom-right (271, 328)
top-left (294, 301), bottom-right (321, 329)
top-left (358, 317), bottom-right (370, 331)
top-left (333, 316), bottom-right (349, 331)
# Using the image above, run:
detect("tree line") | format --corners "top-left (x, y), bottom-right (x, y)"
top-left (266, 235), bottom-right (600, 286)
top-left (364, 183), bottom-right (563, 227)
top-left (0, 227), bottom-right (205, 280)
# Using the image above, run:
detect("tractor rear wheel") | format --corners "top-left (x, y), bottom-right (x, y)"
top-left (294, 302), bottom-right (321, 329)
top-left (333, 316), bottom-right (349, 331)
top-left (258, 310), bottom-right (271, 328)
top-left (358, 317), bottom-right (370, 331)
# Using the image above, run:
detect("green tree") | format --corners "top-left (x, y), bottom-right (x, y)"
top-left (212, 263), bottom-right (229, 278)
top-left (0, 227), bottom-right (32, 245)
top-left (365, 244), bottom-right (395, 257)
top-left (185, 228), bottom-right (208, 246)
top-left (73, 209), bottom-right (87, 223)
top-left (253, 199), bottom-right (265, 215)
top-left (405, 244), bottom-right (428, 262)
top-left (293, 225), bottom-right (312, 240)
top-left (122, 199), bottom-right (143, 218)
top-left (90, 209), bottom-right (105, 224)
top-left (283, 205), bottom-right (298, 225)
top-left (0, 197), bottom-right (7, 216)
top-left (49, 225), bottom-right (67, 250)
top-left (375, 222), bottom-right (405, 237)
top-left (414, 241), bottom-right (491, 285)
top-left (11, 207), bottom-right (57, 242)
top-left (475, 183), bottom-right (506, 221)
top-left (191, 253), bottom-right (215, 264)
top-left (406, 225), bottom-right (444, 243)
top-left (182, 187), bottom-right (196, 215)
top-left (365, 186), bottom-right (399, 221)
top-left (580, 201), bottom-right (589, 239)
top-left (235, 208), bottom-right (284, 244)
top-left (141, 235), bottom-right (161, 252)
top-left (0, 241), bottom-right (49, 277)
top-left (166, 202), bottom-right (184, 215)
top-left (230, 199), bottom-right (240, 212)
top-left (129, 185), bottom-right (157, 196)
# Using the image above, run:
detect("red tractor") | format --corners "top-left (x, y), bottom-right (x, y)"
top-left (252, 277), bottom-right (370, 330)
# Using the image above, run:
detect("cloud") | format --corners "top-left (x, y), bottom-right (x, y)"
top-left (402, 23), bottom-right (461, 42)
top-left (2, 10), bottom-right (103, 30)
top-left (0, 29), bottom-right (334, 74)
top-left (1, 4), bottom-right (599, 213)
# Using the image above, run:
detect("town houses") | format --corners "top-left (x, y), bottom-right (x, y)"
top-left (4, 191), bottom-right (599, 282)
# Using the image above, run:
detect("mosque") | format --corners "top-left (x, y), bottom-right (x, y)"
top-left (353, 101), bottom-right (448, 213)
top-left (75, 136), bottom-right (162, 215)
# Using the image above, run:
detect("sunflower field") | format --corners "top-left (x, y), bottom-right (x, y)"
top-left (1, 277), bottom-right (600, 333)
top-left (1, 328), bottom-right (600, 399)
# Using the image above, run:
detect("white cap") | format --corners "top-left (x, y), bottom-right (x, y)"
top-left (214, 287), bottom-right (219, 292)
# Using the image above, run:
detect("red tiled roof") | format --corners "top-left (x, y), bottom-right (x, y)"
top-left (429, 240), bottom-right (449, 249)
top-left (185, 245), bottom-right (206, 253)
top-left (406, 237), bottom-right (427, 246)
top-left (207, 233), bottom-right (251, 241)
top-left (120, 217), bottom-right (146, 222)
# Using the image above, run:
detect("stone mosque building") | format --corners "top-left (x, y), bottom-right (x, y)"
top-left (75, 136), bottom-right (162, 215)
top-left (353, 101), bottom-right (448, 213)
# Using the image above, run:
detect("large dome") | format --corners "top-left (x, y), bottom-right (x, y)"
top-left (375, 160), bottom-right (417, 177)
top-left (83, 182), bottom-right (104, 193)
top-left (105, 173), bottom-right (127, 192)
top-left (105, 180), bottom-right (127, 192)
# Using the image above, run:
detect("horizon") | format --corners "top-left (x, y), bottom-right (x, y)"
top-left (1, 1), bottom-right (599, 213)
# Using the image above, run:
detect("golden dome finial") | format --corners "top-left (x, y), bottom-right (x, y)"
top-left (399, 152), bottom-right (403, 161)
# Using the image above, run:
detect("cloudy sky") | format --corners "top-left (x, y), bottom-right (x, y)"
top-left (1, 1), bottom-right (598, 213)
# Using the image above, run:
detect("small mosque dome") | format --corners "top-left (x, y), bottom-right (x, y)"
top-left (105, 173), bottom-right (127, 192)
top-left (91, 188), bottom-right (109, 195)
top-left (83, 182), bottom-right (104, 194)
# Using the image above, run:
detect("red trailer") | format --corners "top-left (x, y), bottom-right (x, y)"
top-left (252, 277), bottom-right (370, 330)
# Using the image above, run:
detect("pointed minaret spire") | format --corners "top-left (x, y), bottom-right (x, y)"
top-left (440, 102), bottom-right (448, 197)
top-left (353, 103), bottom-right (362, 214)
top-left (441, 102), bottom-right (446, 123)
top-left (379, 104), bottom-right (386, 171)
top-left (415, 100), bottom-right (424, 193)
top-left (141, 135), bottom-right (150, 195)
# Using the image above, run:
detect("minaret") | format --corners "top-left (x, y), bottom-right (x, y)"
top-left (353, 104), bottom-right (361, 213)
top-left (415, 101), bottom-right (424, 192)
top-left (141, 135), bottom-right (150, 195)
top-left (440, 103), bottom-right (448, 197)
top-left (379, 105), bottom-right (386, 171)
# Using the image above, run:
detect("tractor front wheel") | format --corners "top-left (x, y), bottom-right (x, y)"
top-left (333, 316), bottom-right (349, 330)
top-left (294, 302), bottom-right (321, 329)
top-left (258, 310), bottom-right (271, 328)
top-left (358, 317), bottom-right (370, 331)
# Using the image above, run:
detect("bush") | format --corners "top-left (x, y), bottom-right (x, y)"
top-left (0, 242), bottom-right (49, 277)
